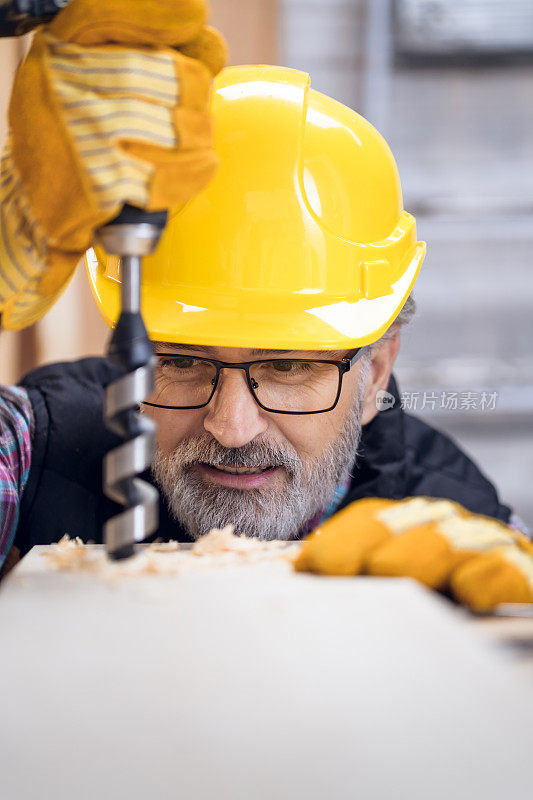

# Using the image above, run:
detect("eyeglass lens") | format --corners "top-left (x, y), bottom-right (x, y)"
top-left (151, 357), bottom-right (342, 412)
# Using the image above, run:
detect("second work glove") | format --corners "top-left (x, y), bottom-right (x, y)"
top-left (294, 496), bottom-right (533, 612)
top-left (0, 0), bottom-right (227, 329)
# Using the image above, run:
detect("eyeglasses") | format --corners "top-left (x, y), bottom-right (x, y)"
top-left (142, 349), bottom-right (365, 415)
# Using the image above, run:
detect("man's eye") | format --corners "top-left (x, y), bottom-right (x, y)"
top-left (174, 357), bottom-right (196, 369)
top-left (271, 360), bottom-right (296, 372)
top-left (270, 360), bottom-right (312, 373)
top-left (159, 356), bottom-right (195, 369)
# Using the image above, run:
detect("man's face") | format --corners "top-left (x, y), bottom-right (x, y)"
top-left (146, 344), bottom-right (374, 541)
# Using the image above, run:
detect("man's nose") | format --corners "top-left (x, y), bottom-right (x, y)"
top-left (203, 368), bottom-right (268, 447)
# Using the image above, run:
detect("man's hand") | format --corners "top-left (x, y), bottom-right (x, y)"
top-left (0, 0), bottom-right (227, 329)
top-left (294, 496), bottom-right (533, 612)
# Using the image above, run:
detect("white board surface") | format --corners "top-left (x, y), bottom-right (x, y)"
top-left (0, 545), bottom-right (532, 800)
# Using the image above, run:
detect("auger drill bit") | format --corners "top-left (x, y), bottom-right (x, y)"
top-left (97, 206), bottom-right (167, 559)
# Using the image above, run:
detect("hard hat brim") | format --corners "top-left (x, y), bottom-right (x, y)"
top-left (86, 241), bottom-right (424, 350)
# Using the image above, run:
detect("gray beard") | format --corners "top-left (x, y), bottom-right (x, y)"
top-left (151, 357), bottom-right (370, 541)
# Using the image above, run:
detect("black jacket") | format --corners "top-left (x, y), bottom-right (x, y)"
top-left (14, 357), bottom-right (511, 557)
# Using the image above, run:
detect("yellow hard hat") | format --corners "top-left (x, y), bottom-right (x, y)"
top-left (86, 65), bottom-right (425, 349)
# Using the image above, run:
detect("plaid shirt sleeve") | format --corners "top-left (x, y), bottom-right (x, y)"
top-left (0, 385), bottom-right (33, 568)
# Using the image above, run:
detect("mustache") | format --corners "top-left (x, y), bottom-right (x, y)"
top-left (164, 433), bottom-right (303, 476)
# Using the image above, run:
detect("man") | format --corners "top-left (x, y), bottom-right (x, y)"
top-left (0, 2), bottom-right (517, 572)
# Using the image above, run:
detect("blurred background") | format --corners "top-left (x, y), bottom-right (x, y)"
top-left (1, 0), bottom-right (532, 526)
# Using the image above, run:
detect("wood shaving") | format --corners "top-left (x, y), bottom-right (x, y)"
top-left (147, 541), bottom-right (180, 553)
top-left (45, 535), bottom-right (100, 572)
top-left (42, 528), bottom-right (300, 580)
top-left (191, 525), bottom-right (294, 557)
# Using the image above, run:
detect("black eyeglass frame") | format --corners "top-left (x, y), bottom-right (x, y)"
top-left (142, 348), bottom-right (366, 415)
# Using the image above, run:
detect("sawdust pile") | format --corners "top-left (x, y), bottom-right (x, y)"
top-left (43, 526), bottom-right (300, 579)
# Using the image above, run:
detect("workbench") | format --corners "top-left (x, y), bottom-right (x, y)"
top-left (1, 544), bottom-right (532, 800)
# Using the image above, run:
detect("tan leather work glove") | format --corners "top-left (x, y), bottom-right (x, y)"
top-left (0, 0), bottom-right (227, 329)
top-left (294, 496), bottom-right (533, 612)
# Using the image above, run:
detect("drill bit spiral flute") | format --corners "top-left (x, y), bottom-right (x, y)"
top-left (98, 208), bottom-right (167, 560)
